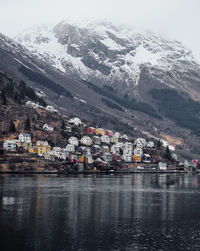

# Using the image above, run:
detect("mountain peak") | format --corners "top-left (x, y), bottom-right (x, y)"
top-left (15, 20), bottom-right (198, 87)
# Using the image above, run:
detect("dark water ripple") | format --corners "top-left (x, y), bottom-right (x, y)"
top-left (1, 174), bottom-right (200, 251)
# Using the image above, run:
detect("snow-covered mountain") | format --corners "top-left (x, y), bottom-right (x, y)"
top-left (1, 20), bottom-right (200, 158)
top-left (15, 20), bottom-right (199, 93)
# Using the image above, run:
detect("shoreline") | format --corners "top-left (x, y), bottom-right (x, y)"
top-left (0, 170), bottom-right (198, 174)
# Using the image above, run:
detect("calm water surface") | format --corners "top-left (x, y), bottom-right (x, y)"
top-left (1, 174), bottom-right (200, 251)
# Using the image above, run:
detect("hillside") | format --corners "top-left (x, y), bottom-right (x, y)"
top-left (0, 21), bottom-right (200, 158)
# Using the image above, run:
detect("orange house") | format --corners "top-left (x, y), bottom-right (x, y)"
top-left (132, 155), bottom-right (141, 163)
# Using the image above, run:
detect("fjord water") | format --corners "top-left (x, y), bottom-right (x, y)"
top-left (1, 174), bottom-right (200, 251)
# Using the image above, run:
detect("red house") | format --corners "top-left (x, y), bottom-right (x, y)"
top-left (105, 130), bottom-right (113, 137)
top-left (192, 159), bottom-right (199, 168)
top-left (112, 154), bottom-right (121, 162)
top-left (86, 127), bottom-right (96, 134)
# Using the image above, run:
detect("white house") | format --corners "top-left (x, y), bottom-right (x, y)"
top-left (19, 133), bottom-right (31, 143)
top-left (136, 142), bottom-right (143, 149)
top-left (44, 151), bottom-right (56, 161)
top-left (65, 126), bottom-right (72, 133)
top-left (68, 137), bottom-right (79, 146)
top-left (43, 124), bottom-right (54, 132)
top-left (57, 152), bottom-right (67, 160)
top-left (122, 134), bottom-right (129, 140)
top-left (51, 147), bottom-right (62, 157)
top-left (122, 155), bottom-right (132, 163)
top-left (36, 141), bottom-right (49, 146)
top-left (86, 155), bottom-right (94, 164)
top-left (26, 101), bottom-right (36, 108)
top-left (80, 136), bottom-right (93, 146)
top-left (134, 148), bottom-right (143, 157)
top-left (147, 141), bottom-right (155, 148)
top-left (80, 146), bottom-right (91, 155)
top-left (61, 149), bottom-right (70, 157)
top-left (124, 142), bottom-right (133, 151)
top-left (3, 140), bottom-right (17, 151)
top-left (69, 117), bottom-right (82, 126)
top-left (123, 149), bottom-right (133, 156)
top-left (113, 132), bottom-right (120, 139)
top-left (45, 105), bottom-right (59, 113)
top-left (101, 145), bottom-right (110, 153)
top-left (135, 138), bottom-right (147, 148)
top-left (111, 144), bottom-right (121, 154)
top-left (101, 135), bottom-right (110, 144)
top-left (65, 144), bottom-right (75, 153)
top-left (102, 153), bottom-right (112, 162)
top-left (158, 162), bottom-right (167, 170)
top-left (116, 142), bottom-right (124, 150)
top-left (85, 147), bottom-right (91, 155)
top-left (93, 136), bottom-right (101, 145)
top-left (184, 160), bottom-right (190, 169)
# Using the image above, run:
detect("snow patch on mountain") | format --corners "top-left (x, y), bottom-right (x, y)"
top-left (134, 45), bottom-right (161, 65)
top-left (100, 37), bottom-right (124, 51)
top-left (15, 20), bottom-right (198, 87)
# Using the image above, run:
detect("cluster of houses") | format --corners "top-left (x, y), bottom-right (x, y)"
top-left (3, 111), bottom-right (187, 169)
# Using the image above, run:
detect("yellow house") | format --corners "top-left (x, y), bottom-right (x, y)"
top-left (29, 146), bottom-right (38, 154)
top-left (37, 144), bottom-right (51, 156)
top-left (96, 128), bottom-right (105, 135)
top-left (110, 137), bottom-right (118, 144)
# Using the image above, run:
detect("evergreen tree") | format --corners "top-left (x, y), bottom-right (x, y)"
top-left (164, 146), bottom-right (172, 161)
top-left (157, 140), bottom-right (162, 150)
top-left (1, 90), bottom-right (7, 105)
top-left (9, 120), bottom-right (16, 133)
top-left (25, 117), bottom-right (31, 131)
top-left (5, 82), bottom-right (14, 97)
top-left (61, 120), bottom-right (66, 130)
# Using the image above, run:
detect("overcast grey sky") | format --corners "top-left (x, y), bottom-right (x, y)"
top-left (0, 0), bottom-right (200, 61)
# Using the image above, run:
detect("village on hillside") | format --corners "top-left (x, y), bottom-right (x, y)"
top-left (0, 100), bottom-right (199, 173)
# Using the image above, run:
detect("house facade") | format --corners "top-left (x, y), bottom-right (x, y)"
top-left (65, 144), bottom-right (75, 153)
top-left (86, 127), bottom-right (96, 134)
top-left (105, 130), bottom-right (113, 137)
top-left (69, 117), bottom-right (82, 126)
top-left (3, 140), bottom-right (17, 151)
top-left (134, 148), bottom-right (143, 157)
top-left (147, 141), bottom-right (155, 148)
top-left (122, 155), bottom-right (132, 163)
top-left (93, 136), bottom-right (101, 145)
top-left (113, 132), bottom-right (120, 139)
top-left (111, 144), bottom-right (121, 154)
top-left (44, 151), bottom-right (56, 161)
top-left (135, 138), bottom-right (147, 148)
top-left (110, 137), bottom-right (118, 144)
top-left (68, 137), bottom-right (79, 146)
top-left (37, 144), bottom-right (51, 156)
top-left (96, 128), bottom-right (105, 135)
top-left (19, 133), bottom-right (31, 143)
top-left (101, 145), bottom-right (110, 153)
top-left (102, 153), bottom-right (112, 162)
top-left (80, 136), bottom-right (93, 146)
top-left (123, 149), bottom-right (133, 156)
top-left (101, 135), bottom-right (110, 144)
top-left (43, 124), bottom-right (54, 132)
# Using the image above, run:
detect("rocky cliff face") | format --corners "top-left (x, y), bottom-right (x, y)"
top-left (15, 20), bottom-right (200, 99)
